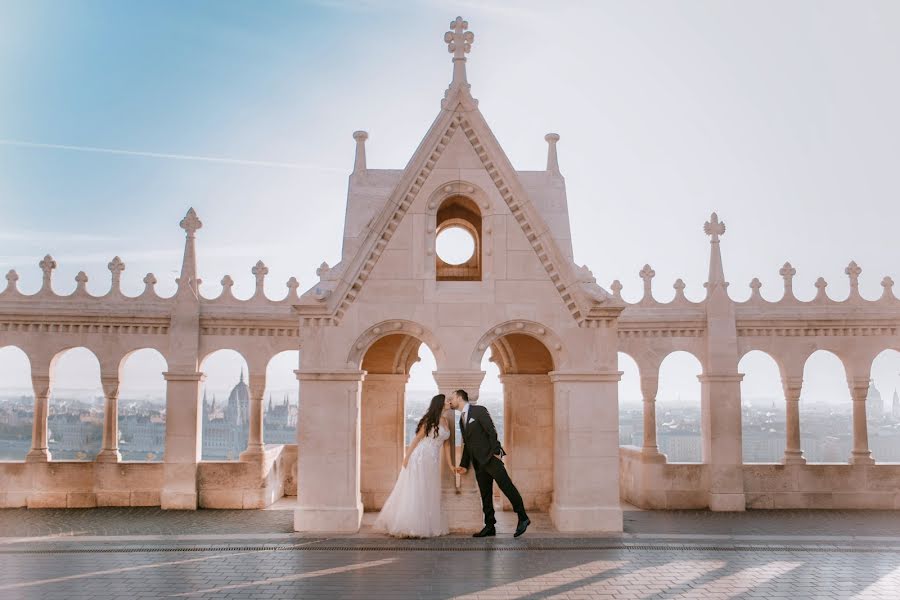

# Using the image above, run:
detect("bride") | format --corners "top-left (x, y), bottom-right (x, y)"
top-left (374, 393), bottom-right (455, 538)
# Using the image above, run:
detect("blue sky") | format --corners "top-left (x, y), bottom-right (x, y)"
top-left (1, 1), bottom-right (900, 401)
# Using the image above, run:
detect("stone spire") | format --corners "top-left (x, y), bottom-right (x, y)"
top-left (545, 133), bottom-right (560, 175)
top-left (178, 208), bottom-right (202, 296)
top-left (704, 212), bottom-right (727, 293)
top-left (445, 16), bottom-right (474, 90)
top-left (352, 131), bottom-right (368, 174)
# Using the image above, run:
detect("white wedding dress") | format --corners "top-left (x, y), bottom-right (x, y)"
top-left (373, 424), bottom-right (450, 538)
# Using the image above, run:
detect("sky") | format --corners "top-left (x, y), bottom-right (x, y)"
top-left (1, 1), bottom-right (899, 404)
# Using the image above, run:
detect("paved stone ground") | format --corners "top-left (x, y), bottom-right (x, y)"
top-left (4, 506), bottom-right (900, 538)
top-left (2, 508), bottom-right (900, 599)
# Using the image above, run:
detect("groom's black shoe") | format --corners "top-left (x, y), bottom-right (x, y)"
top-left (514, 517), bottom-right (530, 538)
top-left (473, 525), bottom-right (496, 538)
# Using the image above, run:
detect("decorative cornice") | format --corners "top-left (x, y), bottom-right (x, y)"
top-left (549, 370), bottom-right (623, 383)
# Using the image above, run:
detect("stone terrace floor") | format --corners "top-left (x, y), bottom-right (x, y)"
top-left (1, 505), bottom-right (900, 599)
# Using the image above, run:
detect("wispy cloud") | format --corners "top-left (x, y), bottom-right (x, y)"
top-left (0, 231), bottom-right (124, 243)
top-left (0, 139), bottom-right (345, 172)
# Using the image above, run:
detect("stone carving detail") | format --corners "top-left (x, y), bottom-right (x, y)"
top-left (639, 264), bottom-right (656, 303)
top-left (252, 260), bottom-right (269, 296)
top-left (703, 212), bottom-right (726, 242)
top-left (179, 207), bottom-right (202, 236)
top-left (39, 254), bottom-right (57, 292)
top-left (846, 261), bottom-right (862, 297)
top-left (780, 262), bottom-right (796, 299)
top-left (107, 256), bottom-right (125, 294)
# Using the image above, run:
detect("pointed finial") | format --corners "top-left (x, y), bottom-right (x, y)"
top-left (316, 261), bottom-right (331, 279)
top-left (703, 212), bottom-right (726, 243)
top-left (445, 16), bottom-right (474, 89)
top-left (180, 208), bottom-right (202, 237)
top-left (352, 131), bottom-right (368, 174)
top-left (545, 133), bottom-right (560, 175)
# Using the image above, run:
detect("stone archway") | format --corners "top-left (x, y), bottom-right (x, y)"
top-left (482, 331), bottom-right (556, 512)
top-left (357, 332), bottom-right (432, 510)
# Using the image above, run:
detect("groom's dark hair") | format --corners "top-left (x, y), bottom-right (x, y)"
top-left (455, 389), bottom-right (469, 402)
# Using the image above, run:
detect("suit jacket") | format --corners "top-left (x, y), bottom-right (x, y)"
top-left (459, 404), bottom-right (506, 470)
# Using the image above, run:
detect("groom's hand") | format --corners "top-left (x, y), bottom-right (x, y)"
top-left (455, 467), bottom-right (467, 475)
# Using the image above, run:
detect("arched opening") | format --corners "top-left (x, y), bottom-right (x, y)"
top-left (199, 350), bottom-right (250, 461)
top-left (359, 333), bottom-right (436, 510)
top-left (868, 349), bottom-right (900, 462)
top-left (617, 352), bottom-right (642, 447)
top-left (49, 347), bottom-right (102, 461)
top-left (0, 346), bottom-right (33, 460)
top-left (118, 349), bottom-right (167, 462)
top-left (264, 351), bottom-right (300, 445)
top-left (482, 332), bottom-right (555, 511)
top-left (739, 351), bottom-right (785, 463)
top-left (657, 351), bottom-right (703, 463)
top-left (436, 195), bottom-right (481, 281)
top-left (800, 350), bottom-right (850, 463)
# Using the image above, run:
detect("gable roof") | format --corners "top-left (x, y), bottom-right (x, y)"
top-left (297, 71), bottom-right (615, 326)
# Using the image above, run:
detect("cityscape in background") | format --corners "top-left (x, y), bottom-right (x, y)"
top-left (1, 376), bottom-right (899, 463)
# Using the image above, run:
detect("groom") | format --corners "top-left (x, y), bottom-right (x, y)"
top-left (450, 389), bottom-right (530, 537)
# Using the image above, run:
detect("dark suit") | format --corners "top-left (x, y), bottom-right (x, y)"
top-left (459, 403), bottom-right (527, 526)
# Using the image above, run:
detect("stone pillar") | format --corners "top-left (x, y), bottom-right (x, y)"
top-left (294, 369), bottom-right (365, 533)
top-left (500, 374), bottom-right (553, 511)
top-left (240, 375), bottom-right (266, 460)
top-left (848, 378), bottom-right (875, 465)
top-left (360, 373), bottom-right (407, 510)
top-left (639, 373), bottom-right (666, 462)
top-left (96, 375), bottom-right (122, 463)
top-left (25, 373), bottom-right (52, 462)
top-left (549, 370), bottom-right (622, 533)
top-left (433, 369), bottom-right (485, 532)
top-left (699, 373), bottom-right (746, 511)
top-left (161, 371), bottom-right (204, 509)
top-left (782, 377), bottom-right (806, 465)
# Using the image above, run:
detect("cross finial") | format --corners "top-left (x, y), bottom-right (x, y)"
top-left (444, 16), bottom-right (474, 89)
top-left (180, 207), bottom-right (202, 237)
top-left (845, 261), bottom-right (862, 289)
top-left (703, 212), bottom-right (726, 242)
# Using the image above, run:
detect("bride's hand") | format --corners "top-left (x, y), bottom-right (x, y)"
top-left (402, 456), bottom-right (409, 469)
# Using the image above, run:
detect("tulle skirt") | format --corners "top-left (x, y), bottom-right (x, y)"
top-left (373, 440), bottom-right (448, 538)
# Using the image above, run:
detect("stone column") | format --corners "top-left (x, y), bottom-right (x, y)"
top-left (848, 378), bottom-right (875, 465)
top-left (25, 373), bottom-right (52, 462)
top-left (294, 369), bottom-right (365, 533)
top-left (639, 373), bottom-right (666, 463)
top-left (360, 373), bottom-right (407, 510)
top-left (549, 370), bottom-right (623, 533)
top-left (161, 371), bottom-right (204, 509)
top-left (699, 373), bottom-right (746, 511)
top-left (782, 377), bottom-right (806, 465)
top-left (500, 374), bottom-right (553, 511)
top-left (96, 375), bottom-right (122, 463)
top-left (433, 369), bottom-right (485, 532)
top-left (240, 375), bottom-right (266, 460)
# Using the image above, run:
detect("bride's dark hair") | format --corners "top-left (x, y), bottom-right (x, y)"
top-left (416, 394), bottom-right (446, 438)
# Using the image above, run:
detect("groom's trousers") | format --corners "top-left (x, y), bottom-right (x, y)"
top-left (472, 456), bottom-right (528, 526)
